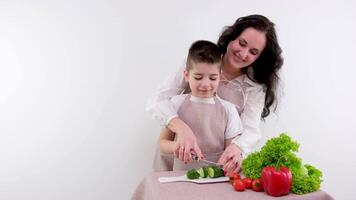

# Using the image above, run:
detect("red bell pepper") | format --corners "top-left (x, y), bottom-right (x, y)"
top-left (261, 166), bottom-right (292, 197)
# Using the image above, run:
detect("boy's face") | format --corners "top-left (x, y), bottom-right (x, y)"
top-left (184, 62), bottom-right (220, 98)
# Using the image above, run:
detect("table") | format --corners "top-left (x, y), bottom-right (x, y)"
top-left (131, 171), bottom-right (334, 200)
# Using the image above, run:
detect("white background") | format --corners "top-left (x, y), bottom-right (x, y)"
top-left (1, 0), bottom-right (355, 199)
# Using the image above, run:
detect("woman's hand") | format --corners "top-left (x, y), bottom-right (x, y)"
top-left (218, 143), bottom-right (243, 176)
top-left (168, 117), bottom-right (204, 163)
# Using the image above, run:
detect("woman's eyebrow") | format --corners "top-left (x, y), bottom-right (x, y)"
top-left (251, 48), bottom-right (260, 54)
top-left (239, 38), bottom-right (247, 44)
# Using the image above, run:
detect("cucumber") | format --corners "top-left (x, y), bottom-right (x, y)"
top-left (214, 166), bottom-right (224, 177)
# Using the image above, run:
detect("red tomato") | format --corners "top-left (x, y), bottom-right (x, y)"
top-left (252, 178), bottom-right (264, 192)
top-left (232, 179), bottom-right (246, 191)
top-left (229, 172), bottom-right (241, 184)
top-left (242, 177), bottom-right (252, 189)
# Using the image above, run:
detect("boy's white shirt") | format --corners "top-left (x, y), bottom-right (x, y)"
top-left (146, 65), bottom-right (265, 155)
top-left (170, 94), bottom-right (243, 140)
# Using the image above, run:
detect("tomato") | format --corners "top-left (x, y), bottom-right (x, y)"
top-left (232, 179), bottom-right (245, 191)
top-left (252, 178), bottom-right (264, 192)
top-left (242, 177), bottom-right (252, 189)
top-left (229, 172), bottom-right (241, 184)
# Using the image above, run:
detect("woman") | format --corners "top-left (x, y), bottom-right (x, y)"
top-left (146, 14), bottom-right (283, 174)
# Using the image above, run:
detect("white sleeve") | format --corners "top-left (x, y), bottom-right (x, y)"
top-left (232, 86), bottom-right (265, 155)
top-left (218, 98), bottom-right (243, 140)
top-left (145, 65), bottom-right (188, 126)
top-left (170, 94), bottom-right (188, 113)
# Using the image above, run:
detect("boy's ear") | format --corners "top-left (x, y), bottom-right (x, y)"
top-left (183, 70), bottom-right (189, 82)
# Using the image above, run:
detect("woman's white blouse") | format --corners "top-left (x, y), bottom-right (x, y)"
top-left (146, 66), bottom-right (266, 155)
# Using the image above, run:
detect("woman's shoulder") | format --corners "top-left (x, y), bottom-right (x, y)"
top-left (241, 74), bottom-right (265, 92)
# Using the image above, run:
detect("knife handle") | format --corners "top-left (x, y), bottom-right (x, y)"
top-left (191, 154), bottom-right (199, 161)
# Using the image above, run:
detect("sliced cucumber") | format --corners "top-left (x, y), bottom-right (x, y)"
top-left (187, 165), bottom-right (224, 179)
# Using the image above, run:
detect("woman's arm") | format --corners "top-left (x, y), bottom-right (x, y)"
top-left (219, 85), bottom-right (265, 174)
top-left (232, 85), bottom-right (265, 155)
top-left (146, 66), bottom-right (187, 126)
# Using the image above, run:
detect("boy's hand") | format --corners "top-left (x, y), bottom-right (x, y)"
top-left (169, 118), bottom-right (204, 163)
top-left (168, 117), bottom-right (204, 163)
top-left (174, 129), bottom-right (204, 164)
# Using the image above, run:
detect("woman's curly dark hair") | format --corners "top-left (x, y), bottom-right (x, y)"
top-left (217, 14), bottom-right (283, 119)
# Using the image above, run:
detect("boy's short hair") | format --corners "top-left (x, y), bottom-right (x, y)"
top-left (186, 40), bottom-right (222, 71)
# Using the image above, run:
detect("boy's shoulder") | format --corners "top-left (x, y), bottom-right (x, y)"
top-left (171, 93), bottom-right (189, 101)
top-left (170, 94), bottom-right (190, 107)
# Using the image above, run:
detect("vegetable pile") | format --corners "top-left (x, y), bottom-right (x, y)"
top-left (241, 133), bottom-right (323, 194)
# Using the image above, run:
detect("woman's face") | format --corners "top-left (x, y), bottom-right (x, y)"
top-left (224, 27), bottom-right (267, 71)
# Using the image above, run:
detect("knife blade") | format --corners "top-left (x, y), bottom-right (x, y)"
top-left (199, 159), bottom-right (223, 167)
top-left (192, 154), bottom-right (223, 167)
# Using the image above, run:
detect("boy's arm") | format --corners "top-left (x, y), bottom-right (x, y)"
top-left (159, 127), bottom-right (178, 154)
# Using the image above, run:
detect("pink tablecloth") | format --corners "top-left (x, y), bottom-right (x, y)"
top-left (131, 171), bottom-right (334, 200)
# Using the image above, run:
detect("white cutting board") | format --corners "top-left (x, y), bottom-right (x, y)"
top-left (158, 175), bottom-right (229, 184)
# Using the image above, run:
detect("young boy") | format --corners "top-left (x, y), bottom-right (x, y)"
top-left (154, 40), bottom-right (243, 171)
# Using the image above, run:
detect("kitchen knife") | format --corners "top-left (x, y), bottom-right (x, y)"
top-left (192, 154), bottom-right (223, 167)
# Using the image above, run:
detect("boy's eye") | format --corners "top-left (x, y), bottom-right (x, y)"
top-left (210, 77), bottom-right (217, 81)
top-left (194, 77), bottom-right (202, 80)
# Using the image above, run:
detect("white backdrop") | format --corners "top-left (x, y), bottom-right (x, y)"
top-left (1, 0), bottom-right (356, 199)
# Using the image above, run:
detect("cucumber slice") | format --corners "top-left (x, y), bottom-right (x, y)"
top-left (202, 167), bottom-right (209, 178)
top-left (207, 166), bottom-right (224, 178)
top-left (197, 168), bottom-right (205, 178)
top-left (186, 169), bottom-right (200, 179)
top-left (208, 167), bottom-right (215, 178)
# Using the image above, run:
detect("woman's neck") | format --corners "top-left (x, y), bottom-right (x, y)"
top-left (221, 58), bottom-right (244, 80)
